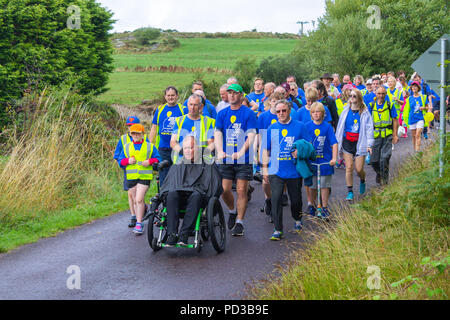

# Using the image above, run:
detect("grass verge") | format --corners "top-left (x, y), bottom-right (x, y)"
top-left (247, 138), bottom-right (449, 300)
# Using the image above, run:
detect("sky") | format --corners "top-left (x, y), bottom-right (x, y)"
top-left (97, 0), bottom-right (327, 34)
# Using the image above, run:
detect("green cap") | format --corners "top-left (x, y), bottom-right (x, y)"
top-left (227, 83), bottom-right (244, 93)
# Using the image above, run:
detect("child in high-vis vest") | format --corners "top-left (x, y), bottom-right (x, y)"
top-left (119, 124), bottom-right (161, 235)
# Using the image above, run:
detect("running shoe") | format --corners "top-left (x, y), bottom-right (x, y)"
top-left (133, 222), bottom-right (144, 235)
top-left (270, 230), bottom-right (284, 241)
top-left (321, 207), bottom-right (331, 220)
top-left (227, 212), bottom-right (237, 230)
top-left (231, 222), bottom-right (244, 236)
top-left (128, 215), bottom-right (137, 228)
top-left (346, 191), bottom-right (354, 201)
top-left (307, 205), bottom-right (316, 216)
top-left (294, 220), bottom-right (303, 231)
top-left (360, 182), bottom-right (366, 195)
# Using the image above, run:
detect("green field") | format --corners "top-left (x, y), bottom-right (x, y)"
top-left (99, 38), bottom-right (298, 105)
top-left (113, 38), bottom-right (298, 70)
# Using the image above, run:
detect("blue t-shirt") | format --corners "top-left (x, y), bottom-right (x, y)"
top-left (246, 92), bottom-right (265, 104)
top-left (152, 104), bottom-right (185, 149)
top-left (344, 110), bottom-right (361, 139)
top-left (305, 121), bottom-right (338, 176)
top-left (295, 105), bottom-right (332, 124)
top-left (215, 105), bottom-right (257, 164)
top-left (266, 120), bottom-right (307, 179)
top-left (356, 84), bottom-right (366, 91)
top-left (408, 96), bottom-right (425, 124)
top-left (172, 116), bottom-right (214, 147)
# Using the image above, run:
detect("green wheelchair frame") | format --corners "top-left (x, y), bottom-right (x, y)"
top-left (143, 161), bottom-right (226, 254)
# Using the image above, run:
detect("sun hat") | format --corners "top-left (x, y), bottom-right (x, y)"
top-left (410, 81), bottom-right (422, 90)
top-left (320, 73), bottom-right (333, 80)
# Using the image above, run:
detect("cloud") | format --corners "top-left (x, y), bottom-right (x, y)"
top-left (98, 0), bottom-right (326, 33)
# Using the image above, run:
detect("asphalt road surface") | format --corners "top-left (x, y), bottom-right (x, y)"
top-left (0, 130), bottom-right (437, 300)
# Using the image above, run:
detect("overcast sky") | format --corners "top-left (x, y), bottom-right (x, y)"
top-left (97, 0), bottom-right (326, 34)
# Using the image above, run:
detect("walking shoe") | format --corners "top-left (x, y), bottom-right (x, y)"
top-left (360, 182), bottom-right (366, 195)
top-left (231, 222), bottom-right (244, 236)
top-left (294, 220), bottom-right (303, 231)
top-left (166, 233), bottom-right (178, 246)
top-left (133, 222), bottom-right (144, 235)
top-left (227, 212), bottom-right (237, 230)
top-left (253, 172), bottom-right (263, 182)
top-left (128, 215), bottom-right (137, 228)
top-left (346, 191), bottom-right (354, 201)
top-left (270, 230), bottom-right (284, 241)
top-left (307, 205), bottom-right (316, 217)
top-left (282, 194), bottom-right (288, 207)
top-left (177, 233), bottom-right (189, 246)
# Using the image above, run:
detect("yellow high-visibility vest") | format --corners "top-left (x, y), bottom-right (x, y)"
top-left (123, 141), bottom-right (155, 181)
top-left (154, 103), bottom-right (185, 149)
top-left (403, 95), bottom-right (429, 128)
top-left (370, 100), bottom-right (394, 139)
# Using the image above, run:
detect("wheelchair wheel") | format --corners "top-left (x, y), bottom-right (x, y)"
top-left (207, 197), bottom-right (226, 253)
top-left (147, 213), bottom-right (167, 252)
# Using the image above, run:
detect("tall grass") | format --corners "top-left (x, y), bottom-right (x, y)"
top-left (0, 87), bottom-right (121, 223)
top-left (247, 139), bottom-right (449, 300)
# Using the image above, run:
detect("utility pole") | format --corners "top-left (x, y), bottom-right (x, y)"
top-left (296, 21), bottom-right (309, 36)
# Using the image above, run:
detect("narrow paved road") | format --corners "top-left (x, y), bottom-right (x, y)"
top-left (0, 130), bottom-right (436, 300)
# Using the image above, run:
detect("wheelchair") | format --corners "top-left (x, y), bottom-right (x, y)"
top-left (142, 160), bottom-right (226, 254)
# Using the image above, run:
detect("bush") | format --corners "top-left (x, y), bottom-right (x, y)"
top-left (233, 56), bottom-right (258, 93)
top-left (133, 27), bottom-right (161, 46)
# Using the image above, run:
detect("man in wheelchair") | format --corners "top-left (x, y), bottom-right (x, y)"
top-left (159, 136), bottom-right (223, 246)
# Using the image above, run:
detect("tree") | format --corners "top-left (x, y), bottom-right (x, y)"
top-left (133, 27), bottom-right (161, 46)
top-left (0, 0), bottom-right (115, 105)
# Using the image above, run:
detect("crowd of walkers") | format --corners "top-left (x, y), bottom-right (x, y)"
top-left (114, 71), bottom-right (449, 241)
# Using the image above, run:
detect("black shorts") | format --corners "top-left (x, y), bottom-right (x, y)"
top-left (127, 179), bottom-right (151, 189)
top-left (218, 164), bottom-right (253, 181)
top-left (343, 137), bottom-right (357, 156)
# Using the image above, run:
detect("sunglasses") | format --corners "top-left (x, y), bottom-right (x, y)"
top-left (350, 94), bottom-right (357, 98)
top-left (276, 109), bottom-right (288, 114)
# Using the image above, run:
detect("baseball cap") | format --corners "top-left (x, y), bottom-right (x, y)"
top-left (129, 124), bottom-right (145, 133)
top-left (227, 83), bottom-right (244, 93)
top-left (126, 116), bottom-right (140, 126)
top-left (366, 79), bottom-right (373, 85)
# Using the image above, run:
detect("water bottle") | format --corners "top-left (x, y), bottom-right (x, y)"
top-left (365, 153), bottom-right (371, 165)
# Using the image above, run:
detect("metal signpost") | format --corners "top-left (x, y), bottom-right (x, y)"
top-left (412, 34), bottom-right (449, 177)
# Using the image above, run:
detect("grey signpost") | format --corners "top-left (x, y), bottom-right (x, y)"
top-left (412, 34), bottom-right (449, 177)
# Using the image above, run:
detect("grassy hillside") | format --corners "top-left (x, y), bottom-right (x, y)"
top-left (99, 38), bottom-right (298, 106)
top-left (113, 38), bottom-right (298, 70)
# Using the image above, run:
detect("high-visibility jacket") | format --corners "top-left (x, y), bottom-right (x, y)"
top-left (386, 88), bottom-right (403, 114)
top-left (370, 100), bottom-right (394, 139)
top-left (335, 98), bottom-right (347, 116)
top-left (361, 88), bottom-right (368, 96)
top-left (172, 115), bottom-right (215, 164)
top-left (123, 141), bottom-right (155, 181)
top-left (403, 95), bottom-right (429, 128)
top-left (154, 103), bottom-right (185, 149)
